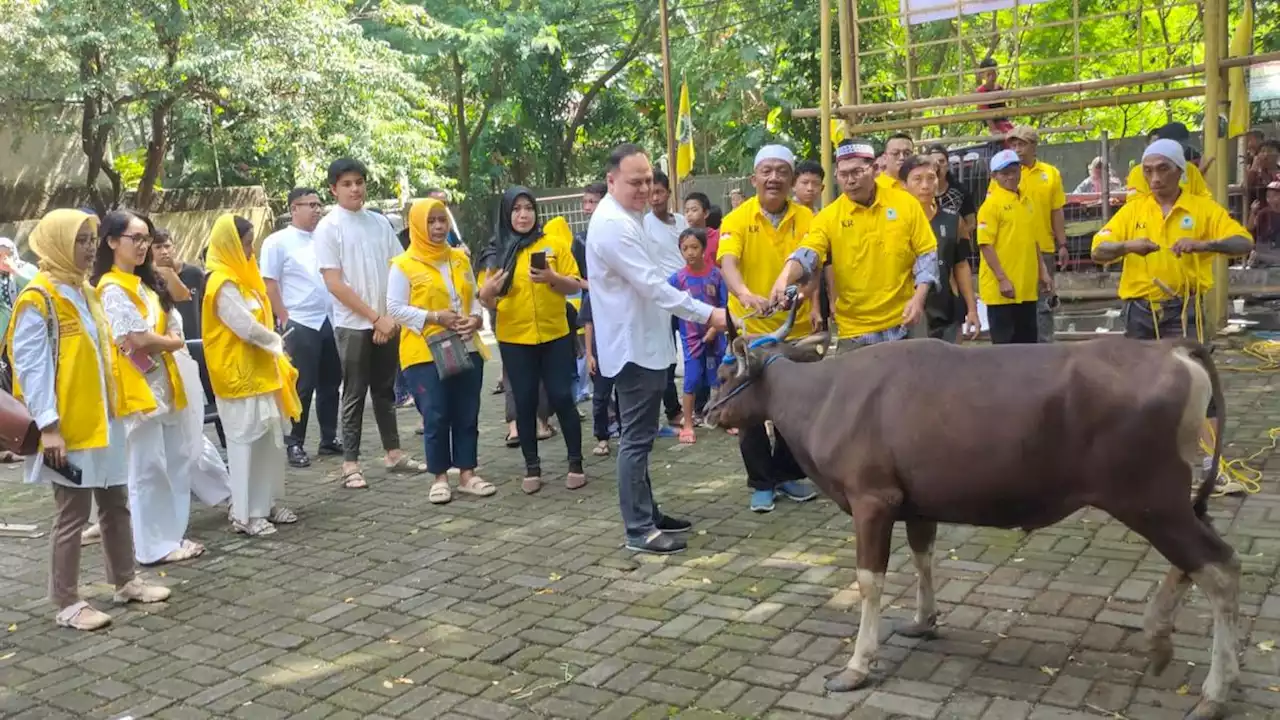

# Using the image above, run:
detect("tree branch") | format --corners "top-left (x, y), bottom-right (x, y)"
top-left (561, 13), bottom-right (655, 158)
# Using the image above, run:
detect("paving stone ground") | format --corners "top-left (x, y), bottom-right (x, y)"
top-left (3, 348), bottom-right (1280, 720)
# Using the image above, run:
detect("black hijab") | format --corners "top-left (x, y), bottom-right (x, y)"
top-left (479, 186), bottom-right (543, 297)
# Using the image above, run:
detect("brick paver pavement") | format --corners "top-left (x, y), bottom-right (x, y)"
top-left (2, 350), bottom-right (1280, 720)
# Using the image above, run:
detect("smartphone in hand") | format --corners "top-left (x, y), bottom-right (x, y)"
top-left (43, 456), bottom-right (83, 485)
top-left (530, 251), bottom-right (548, 270)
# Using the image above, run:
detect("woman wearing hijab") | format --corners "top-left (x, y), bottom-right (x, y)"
top-left (387, 199), bottom-right (494, 503)
top-left (478, 187), bottom-right (585, 494)
top-left (7, 209), bottom-right (170, 631)
top-left (92, 210), bottom-right (205, 564)
top-left (201, 214), bottom-right (302, 536)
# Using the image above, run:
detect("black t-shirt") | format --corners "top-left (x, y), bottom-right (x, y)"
top-left (937, 182), bottom-right (975, 220)
top-left (175, 263), bottom-right (206, 339)
top-left (925, 207), bottom-right (970, 328)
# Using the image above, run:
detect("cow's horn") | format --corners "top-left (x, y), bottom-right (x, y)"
top-left (725, 311), bottom-right (738, 342)
top-left (732, 337), bottom-right (749, 377)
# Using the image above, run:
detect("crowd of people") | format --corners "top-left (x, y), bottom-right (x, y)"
top-left (4, 119), bottom-right (1260, 629)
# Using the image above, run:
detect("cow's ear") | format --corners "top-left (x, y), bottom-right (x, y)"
top-left (782, 333), bottom-right (830, 363)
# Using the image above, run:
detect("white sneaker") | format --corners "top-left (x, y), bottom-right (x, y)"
top-left (113, 578), bottom-right (172, 604)
top-left (55, 601), bottom-right (112, 631)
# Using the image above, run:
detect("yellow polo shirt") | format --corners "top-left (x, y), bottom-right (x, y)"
top-left (1125, 162), bottom-right (1211, 201)
top-left (876, 173), bottom-right (905, 193)
top-left (717, 196), bottom-right (813, 339)
top-left (1091, 191), bottom-right (1250, 301)
top-left (976, 185), bottom-right (1041, 305)
top-left (801, 186), bottom-right (936, 338)
top-left (987, 160), bottom-right (1065, 253)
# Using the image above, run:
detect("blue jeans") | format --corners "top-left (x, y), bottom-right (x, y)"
top-left (403, 356), bottom-right (484, 475)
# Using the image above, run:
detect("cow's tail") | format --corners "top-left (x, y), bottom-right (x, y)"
top-left (1180, 340), bottom-right (1224, 520)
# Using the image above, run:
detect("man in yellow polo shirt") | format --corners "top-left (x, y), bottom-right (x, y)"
top-left (978, 150), bottom-right (1052, 344)
top-left (771, 139), bottom-right (937, 348)
top-left (1092, 138), bottom-right (1251, 495)
top-left (718, 144), bottom-right (818, 513)
top-left (998, 125), bottom-right (1066, 342)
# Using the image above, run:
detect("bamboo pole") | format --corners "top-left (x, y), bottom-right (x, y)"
top-left (835, 86), bottom-right (1204, 134)
top-left (659, 0), bottom-right (678, 207)
top-left (1204, 0), bottom-right (1227, 332)
top-left (820, 0), bottom-right (834, 206)
top-left (919, 125), bottom-right (1095, 145)
top-left (838, 0), bottom-right (854, 123)
top-left (851, 0), bottom-right (861, 105)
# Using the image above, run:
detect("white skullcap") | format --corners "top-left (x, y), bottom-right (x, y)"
top-left (0, 238), bottom-right (14, 252)
top-left (1142, 139), bottom-right (1186, 170)
top-left (754, 144), bottom-right (795, 169)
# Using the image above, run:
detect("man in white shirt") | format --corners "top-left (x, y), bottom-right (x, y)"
top-left (587, 144), bottom-right (727, 555)
top-left (260, 187), bottom-right (342, 469)
top-left (315, 158), bottom-right (425, 489)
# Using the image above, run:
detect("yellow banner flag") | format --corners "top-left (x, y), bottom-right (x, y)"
top-left (677, 82), bottom-right (695, 178)
top-left (1227, 1), bottom-right (1253, 138)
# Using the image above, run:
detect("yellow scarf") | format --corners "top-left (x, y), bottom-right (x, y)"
top-left (408, 198), bottom-right (454, 266)
top-left (25, 209), bottom-right (116, 407)
top-left (205, 214), bottom-right (302, 421)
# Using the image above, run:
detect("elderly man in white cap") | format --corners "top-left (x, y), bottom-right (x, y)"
top-left (586, 143), bottom-right (727, 554)
top-left (719, 143), bottom-right (823, 513)
top-left (1091, 138), bottom-right (1252, 494)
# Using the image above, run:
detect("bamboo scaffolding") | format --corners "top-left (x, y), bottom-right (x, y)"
top-left (1204, 0), bottom-right (1227, 330)
top-left (659, 0), bottom-right (678, 201)
top-left (792, 50), bottom-right (1280, 119)
top-left (919, 125), bottom-right (1095, 145)
top-left (843, 86), bottom-right (1204, 134)
top-left (820, 0), bottom-right (834, 205)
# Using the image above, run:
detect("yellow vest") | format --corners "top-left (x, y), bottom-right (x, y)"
top-left (489, 222), bottom-right (581, 345)
top-left (201, 274), bottom-right (283, 399)
top-left (392, 250), bottom-right (491, 369)
top-left (5, 274), bottom-right (111, 450)
top-left (96, 269), bottom-right (187, 417)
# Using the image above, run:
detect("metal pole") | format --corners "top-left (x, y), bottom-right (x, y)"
top-left (1203, 0), bottom-right (1226, 331)
top-left (659, 0), bottom-right (678, 209)
top-left (820, 0), bottom-right (834, 206)
top-left (1100, 131), bottom-right (1111, 222)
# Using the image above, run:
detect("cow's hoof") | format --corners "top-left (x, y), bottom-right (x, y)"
top-left (1147, 636), bottom-right (1173, 675)
top-left (1183, 698), bottom-right (1227, 720)
top-left (896, 614), bottom-right (938, 639)
top-left (824, 668), bottom-right (870, 693)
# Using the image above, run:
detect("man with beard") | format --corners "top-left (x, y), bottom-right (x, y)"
top-left (718, 145), bottom-right (819, 513)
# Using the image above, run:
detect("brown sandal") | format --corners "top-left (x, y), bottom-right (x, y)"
top-left (341, 470), bottom-right (368, 489)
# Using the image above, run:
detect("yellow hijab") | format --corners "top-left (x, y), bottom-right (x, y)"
top-left (407, 198), bottom-right (455, 266)
top-left (205, 214), bottom-right (302, 422)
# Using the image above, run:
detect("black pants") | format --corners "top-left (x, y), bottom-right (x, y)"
top-left (740, 422), bottom-right (806, 491)
top-left (284, 319), bottom-right (341, 448)
top-left (499, 336), bottom-right (583, 476)
top-left (663, 317), bottom-right (681, 421)
top-left (592, 372), bottom-right (619, 441)
top-left (335, 328), bottom-right (401, 462)
top-left (987, 301), bottom-right (1038, 345)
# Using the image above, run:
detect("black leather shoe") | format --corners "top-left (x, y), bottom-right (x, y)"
top-left (656, 514), bottom-right (693, 533)
top-left (316, 441), bottom-right (343, 457)
top-left (625, 531), bottom-right (686, 555)
top-left (287, 445), bottom-right (311, 468)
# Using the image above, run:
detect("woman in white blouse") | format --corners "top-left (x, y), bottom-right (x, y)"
top-left (201, 214), bottom-right (302, 536)
top-left (387, 198), bottom-right (492, 503)
top-left (8, 209), bottom-right (170, 630)
top-left (92, 211), bottom-right (205, 564)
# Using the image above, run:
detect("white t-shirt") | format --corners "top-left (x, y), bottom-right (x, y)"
top-left (313, 207), bottom-right (402, 331)
top-left (258, 225), bottom-right (332, 331)
top-left (641, 211), bottom-right (688, 277)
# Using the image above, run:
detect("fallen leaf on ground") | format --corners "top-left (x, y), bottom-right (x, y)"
top-left (395, 677), bottom-right (413, 685)
top-left (548, 573), bottom-right (562, 581)
top-left (387, 639), bottom-right (400, 644)
top-left (1258, 640), bottom-right (1275, 653)
top-left (701, 578), bottom-right (711, 584)
top-left (1039, 666), bottom-right (1059, 677)
top-left (1266, 685), bottom-right (1280, 692)
top-left (1176, 684), bottom-right (1190, 695)
top-left (6, 624), bottom-right (15, 632)
top-left (535, 588), bottom-right (554, 595)
top-left (343, 598), bottom-right (354, 603)
top-left (382, 680), bottom-right (393, 689)
top-left (0, 651), bottom-right (15, 660)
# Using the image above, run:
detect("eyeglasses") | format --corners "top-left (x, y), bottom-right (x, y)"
top-left (836, 165), bottom-right (872, 181)
top-left (120, 232), bottom-right (152, 245)
top-left (292, 202), bottom-right (322, 210)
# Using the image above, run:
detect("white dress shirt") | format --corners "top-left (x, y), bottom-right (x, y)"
top-left (641, 211), bottom-right (689, 277)
top-left (385, 263), bottom-right (481, 355)
top-left (12, 282), bottom-right (126, 488)
top-left (586, 195), bottom-right (713, 378)
top-left (259, 225), bottom-right (333, 330)
top-left (313, 207), bottom-right (402, 330)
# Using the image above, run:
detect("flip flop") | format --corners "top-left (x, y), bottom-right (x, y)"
top-left (385, 455), bottom-right (427, 474)
top-left (592, 441), bottom-right (610, 457)
top-left (429, 481), bottom-right (452, 504)
top-left (678, 428), bottom-right (696, 444)
top-left (456, 477), bottom-right (496, 497)
top-left (536, 426), bottom-right (556, 441)
top-left (341, 470), bottom-right (368, 489)
top-left (268, 507), bottom-right (298, 524)
top-left (149, 539), bottom-right (205, 565)
top-left (505, 433), bottom-right (520, 448)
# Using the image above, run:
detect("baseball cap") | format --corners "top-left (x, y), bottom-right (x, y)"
top-left (1007, 125), bottom-right (1040, 144)
top-left (990, 150), bottom-right (1020, 173)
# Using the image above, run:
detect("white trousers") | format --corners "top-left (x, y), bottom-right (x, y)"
top-left (127, 419), bottom-right (191, 564)
top-left (228, 432), bottom-right (285, 524)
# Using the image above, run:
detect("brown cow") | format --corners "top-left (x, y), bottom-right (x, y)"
top-left (703, 303), bottom-right (1238, 720)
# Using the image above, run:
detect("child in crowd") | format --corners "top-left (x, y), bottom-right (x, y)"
top-left (683, 192), bottom-right (720, 267)
top-left (667, 228), bottom-right (727, 444)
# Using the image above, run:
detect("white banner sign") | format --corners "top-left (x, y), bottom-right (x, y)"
top-left (900, 0), bottom-right (1053, 25)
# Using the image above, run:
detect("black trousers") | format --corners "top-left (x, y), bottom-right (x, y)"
top-left (592, 372), bottom-right (619, 441)
top-left (499, 336), bottom-right (583, 476)
top-left (284, 318), bottom-right (341, 448)
top-left (987, 301), bottom-right (1038, 345)
top-left (739, 422), bottom-right (806, 491)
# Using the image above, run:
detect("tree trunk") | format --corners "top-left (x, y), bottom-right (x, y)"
top-left (451, 52), bottom-right (473, 192)
top-left (135, 100), bottom-right (174, 211)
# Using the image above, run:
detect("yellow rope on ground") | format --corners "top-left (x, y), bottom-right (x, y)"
top-left (1200, 340), bottom-right (1280, 497)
